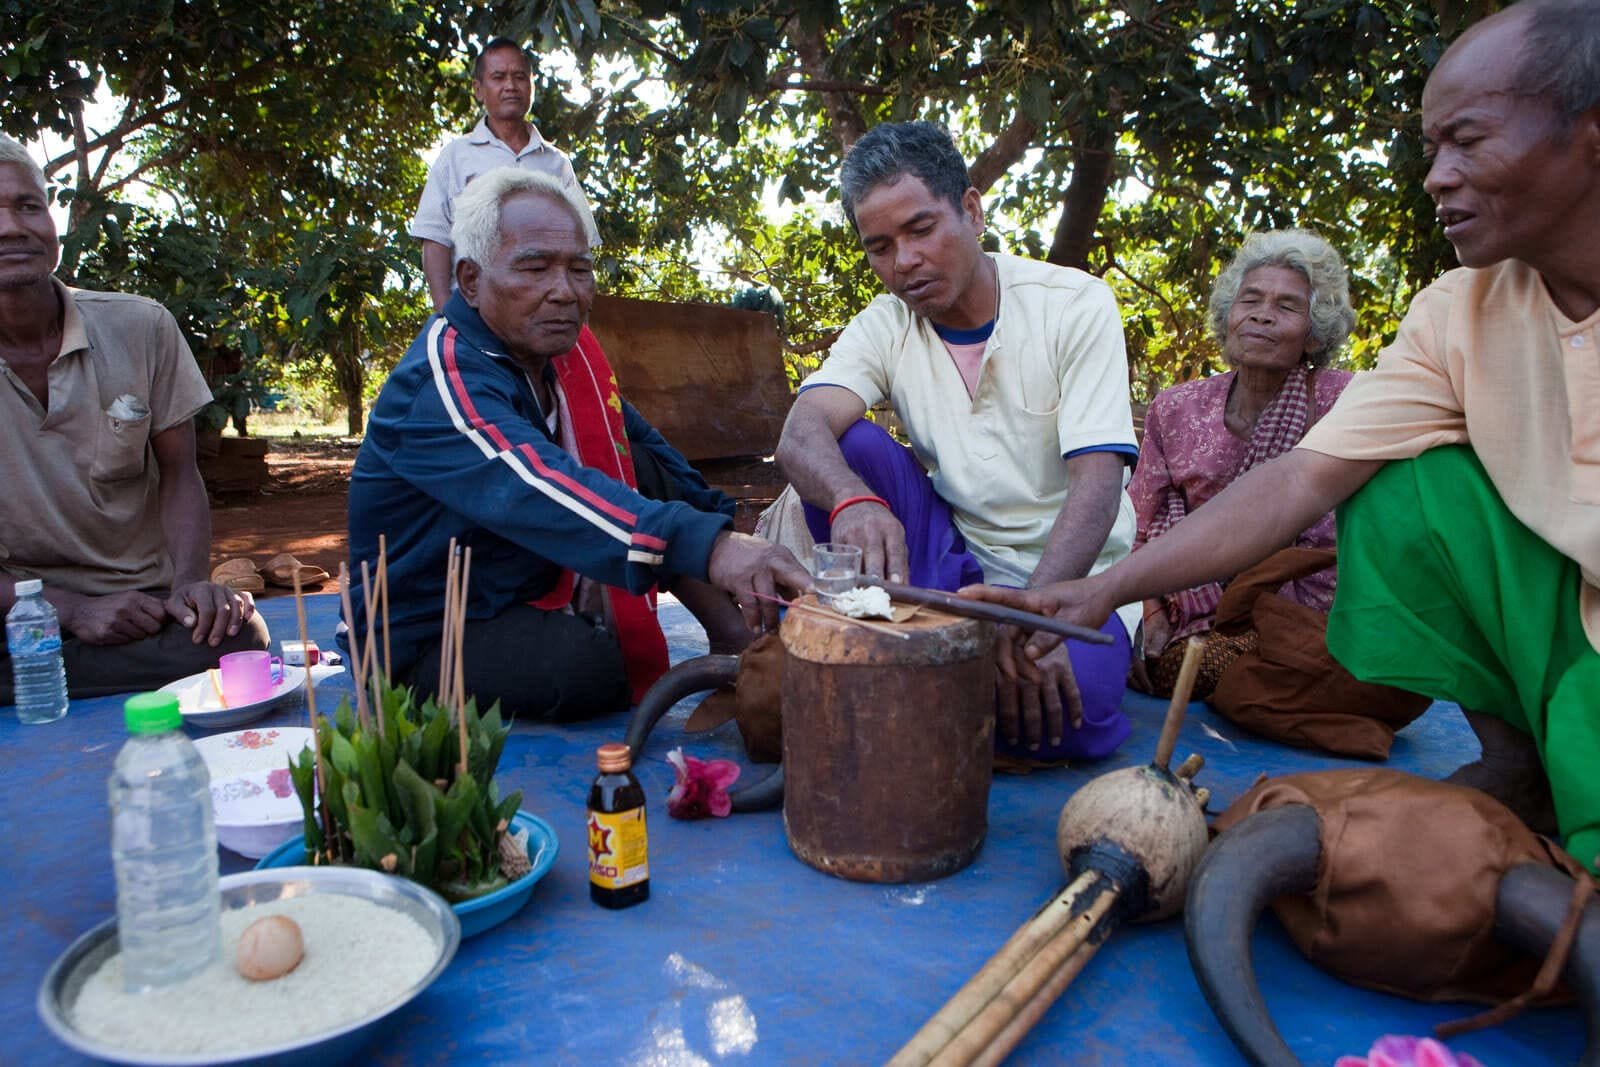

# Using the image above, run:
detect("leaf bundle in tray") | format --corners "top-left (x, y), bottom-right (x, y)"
top-left (286, 540), bottom-right (529, 903)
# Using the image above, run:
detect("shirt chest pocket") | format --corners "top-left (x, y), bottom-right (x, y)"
top-left (91, 406), bottom-right (153, 482)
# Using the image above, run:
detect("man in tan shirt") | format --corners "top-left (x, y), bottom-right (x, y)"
top-left (0, 136), bottom-right (267, 701)
top-left (965, 0), bottom-right (1600, 872)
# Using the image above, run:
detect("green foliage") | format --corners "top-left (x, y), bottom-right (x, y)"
top-left (4, 0), bottom-right (1505, 407)
top-left (288, 681), bottom-right (524, 902)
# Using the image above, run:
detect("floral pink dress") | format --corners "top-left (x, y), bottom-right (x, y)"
top-left (1129, 368), bottom-right (1354, 645)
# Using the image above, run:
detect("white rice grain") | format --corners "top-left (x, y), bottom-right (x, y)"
top-left (72, 893), bottom-right (438, 1055)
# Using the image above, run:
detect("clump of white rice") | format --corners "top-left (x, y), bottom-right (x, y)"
top-left (827, 585), bottom-right (894, 620)
top-left (72, 894), bottom-right (438, 1055)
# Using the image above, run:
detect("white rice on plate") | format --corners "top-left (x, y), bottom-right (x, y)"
top-left (72, 894), bottom-right (437, 1055)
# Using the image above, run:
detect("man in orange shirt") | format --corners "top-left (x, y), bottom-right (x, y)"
top-left (967, 0), bottom-right (1600, 872)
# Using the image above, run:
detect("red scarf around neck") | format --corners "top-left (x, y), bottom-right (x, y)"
top-left (529, 326), bottom-right (670, 703)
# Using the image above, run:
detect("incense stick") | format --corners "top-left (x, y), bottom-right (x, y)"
top-left (438, 538), bottom-right (457, 708)
top-left (454, 546), bottom-right (472, 778)
top-left (292, 569), bottom-right (334, 864)
top-left (377, 533), bottom-right (392, 691)
top-left (360, 560), bottom-right (381, 727)
top-left (337, 563), bottom-right (370, 730)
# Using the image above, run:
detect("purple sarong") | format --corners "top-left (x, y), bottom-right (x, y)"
top-left (803, 419), bottom-right (1131, 761)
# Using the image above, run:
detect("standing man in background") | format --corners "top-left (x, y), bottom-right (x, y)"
top-left (410, 36), bottom-right (600, 312)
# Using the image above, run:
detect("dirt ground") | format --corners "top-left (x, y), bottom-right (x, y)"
top-left (207, 439), bottom-right (784, 599)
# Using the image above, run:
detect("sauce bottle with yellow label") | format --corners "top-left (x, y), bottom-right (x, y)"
top-left (587, 743), bottom-right (649, 908)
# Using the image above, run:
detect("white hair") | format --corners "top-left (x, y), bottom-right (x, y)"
top-left (0, 135), bottom-right (47, 192)
top-left (450, 168), bottom-right (597, 266)
top-left (1207, 228), bottom-right (1356, 367)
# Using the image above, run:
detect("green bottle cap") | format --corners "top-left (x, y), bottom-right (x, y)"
top-left (124, 692), bottom-right (182, 734)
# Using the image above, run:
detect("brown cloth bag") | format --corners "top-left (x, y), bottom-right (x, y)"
top-left (1213, 769), bottom-right (1594, 1004)
top-left (684, 633), bottom-right (784, 763)
top-left (1206, 547), bottom-right (1429, 759)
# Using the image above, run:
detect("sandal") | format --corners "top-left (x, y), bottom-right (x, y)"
top-left (264, 553), bottom-right (331, 588)
top-left (210, 558), bottom-right (265, 594)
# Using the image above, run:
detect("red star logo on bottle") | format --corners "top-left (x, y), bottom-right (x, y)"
top-left (587, 813), bottom-right (613, 859)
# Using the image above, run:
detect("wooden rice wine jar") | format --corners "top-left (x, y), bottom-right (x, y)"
top-left (779, 595), bottom-right (996, 883)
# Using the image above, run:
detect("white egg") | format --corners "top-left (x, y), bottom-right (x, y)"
top-left (235, 914), bottom-right (304, 981)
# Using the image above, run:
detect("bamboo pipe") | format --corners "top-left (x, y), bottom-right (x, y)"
top-left (928, 880), bottom-right (1121, 1067)
top-left (888, 870), bottom-right (1100, 1066)
top-left (1153, 637), bottom-right (1204, 771)
top-left (969, 934), bottom-right (1106, 1067)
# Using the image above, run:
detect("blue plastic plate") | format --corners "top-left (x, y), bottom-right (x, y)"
top-left (256, 809), bottom-right (559, 939)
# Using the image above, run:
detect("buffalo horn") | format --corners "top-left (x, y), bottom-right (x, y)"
top-left (620, 654), bottom-right (783, 812)
top-left (1494, 863), bottom-right (1600, 1066)
top-left (1184, 804), bottom-right (1322, 1067)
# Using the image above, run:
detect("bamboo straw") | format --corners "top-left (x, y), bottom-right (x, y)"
top-left (337, 563), bottom-right (370, 729)
top-left (292, 569), bottom-right (335, 864)
top-left (1153, 637), bottom-right (1204, 771)
top-left (889, 870), bottom-right (1099, 1066)
top-left (1174, 752), bottom-right (1205, 781)
top-left (454, 546), bottom-right (472, 778)
top-left (929, 880), bottom-right (1121, 1067)
top-left (748, 590), bottom-right (914, 641)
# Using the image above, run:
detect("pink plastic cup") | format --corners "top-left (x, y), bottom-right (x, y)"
top-left (218, 651), bottom-right (283, 705)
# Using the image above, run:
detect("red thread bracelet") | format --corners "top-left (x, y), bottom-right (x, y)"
top-left (829, 494), bottom-right (891, 526)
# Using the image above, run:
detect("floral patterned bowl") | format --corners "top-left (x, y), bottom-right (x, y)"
top-left (192, 727), bottom-right (315, 859)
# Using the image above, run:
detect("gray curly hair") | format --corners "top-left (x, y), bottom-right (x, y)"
top-left (0, 135), bottom-right (47, 192)
top-left (1207, 229), bottom-right (1355, 368)
top-left (450, 167), bottom-right (598, 265)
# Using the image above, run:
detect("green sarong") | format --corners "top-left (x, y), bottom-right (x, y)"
top-left (1328, 445), bottom-right (1600, 874)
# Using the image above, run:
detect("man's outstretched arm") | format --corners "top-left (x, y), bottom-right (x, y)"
top-left (965, 448), bottom-right (1384, 654)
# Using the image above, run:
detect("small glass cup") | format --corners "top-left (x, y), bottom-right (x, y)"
top-left (812, 543), bottom-right (862, 607)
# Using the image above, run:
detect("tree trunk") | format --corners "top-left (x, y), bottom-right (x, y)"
top-left (335, 309), bottom-right (365, 436)
top-left (1047, 128), bottom-right (1116, 270)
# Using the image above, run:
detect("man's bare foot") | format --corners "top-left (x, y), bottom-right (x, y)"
top-left (1444, 707), bottom-right (1557, 835)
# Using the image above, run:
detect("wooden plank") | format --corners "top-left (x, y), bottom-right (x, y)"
top-left (588, 294), bottom-right (793, 462)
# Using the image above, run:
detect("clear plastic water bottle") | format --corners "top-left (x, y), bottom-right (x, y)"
top-left (6, 579), bottom-right (68, 724)
top-left (108, 692), bottom-right (221, 990)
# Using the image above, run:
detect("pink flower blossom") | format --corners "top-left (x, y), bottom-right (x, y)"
top-left (665, 747), bottom-right (741, 820)
top-left (1335, 1036), bottom-right (1486, 1067)
top-left (266, 767), bottom-right (294, 798)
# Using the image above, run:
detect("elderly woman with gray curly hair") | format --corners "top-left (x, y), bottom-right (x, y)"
top-left (1126, 229), bottom-right (1427, 755)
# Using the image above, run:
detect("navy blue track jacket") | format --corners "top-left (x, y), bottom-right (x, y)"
top-left (346, 292), bottom-right (734, 673)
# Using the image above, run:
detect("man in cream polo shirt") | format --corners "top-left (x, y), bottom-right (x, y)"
top-left (410, 36), bottom-right (600, 312)
top-left (776, 121), bottom-right (1139, 762)
top-left (0, 136), bottom-right (267, 702)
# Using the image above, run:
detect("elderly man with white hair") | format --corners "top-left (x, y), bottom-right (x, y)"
top-left (0, 134), bottom-right (267, 703)
top-left (348, 167), bottom-right (808, 720)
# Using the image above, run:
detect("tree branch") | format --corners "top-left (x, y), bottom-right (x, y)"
top-left (788, 20), bottom-right (867, 152)
top-left (968, 113), bottom-right (1040, 193)
top-left (766, 77), bottom-right (894, 97)
top-left (784, 328), bottom-right (843, 356)
top-left (43, 100), bottom-right (182, 180)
